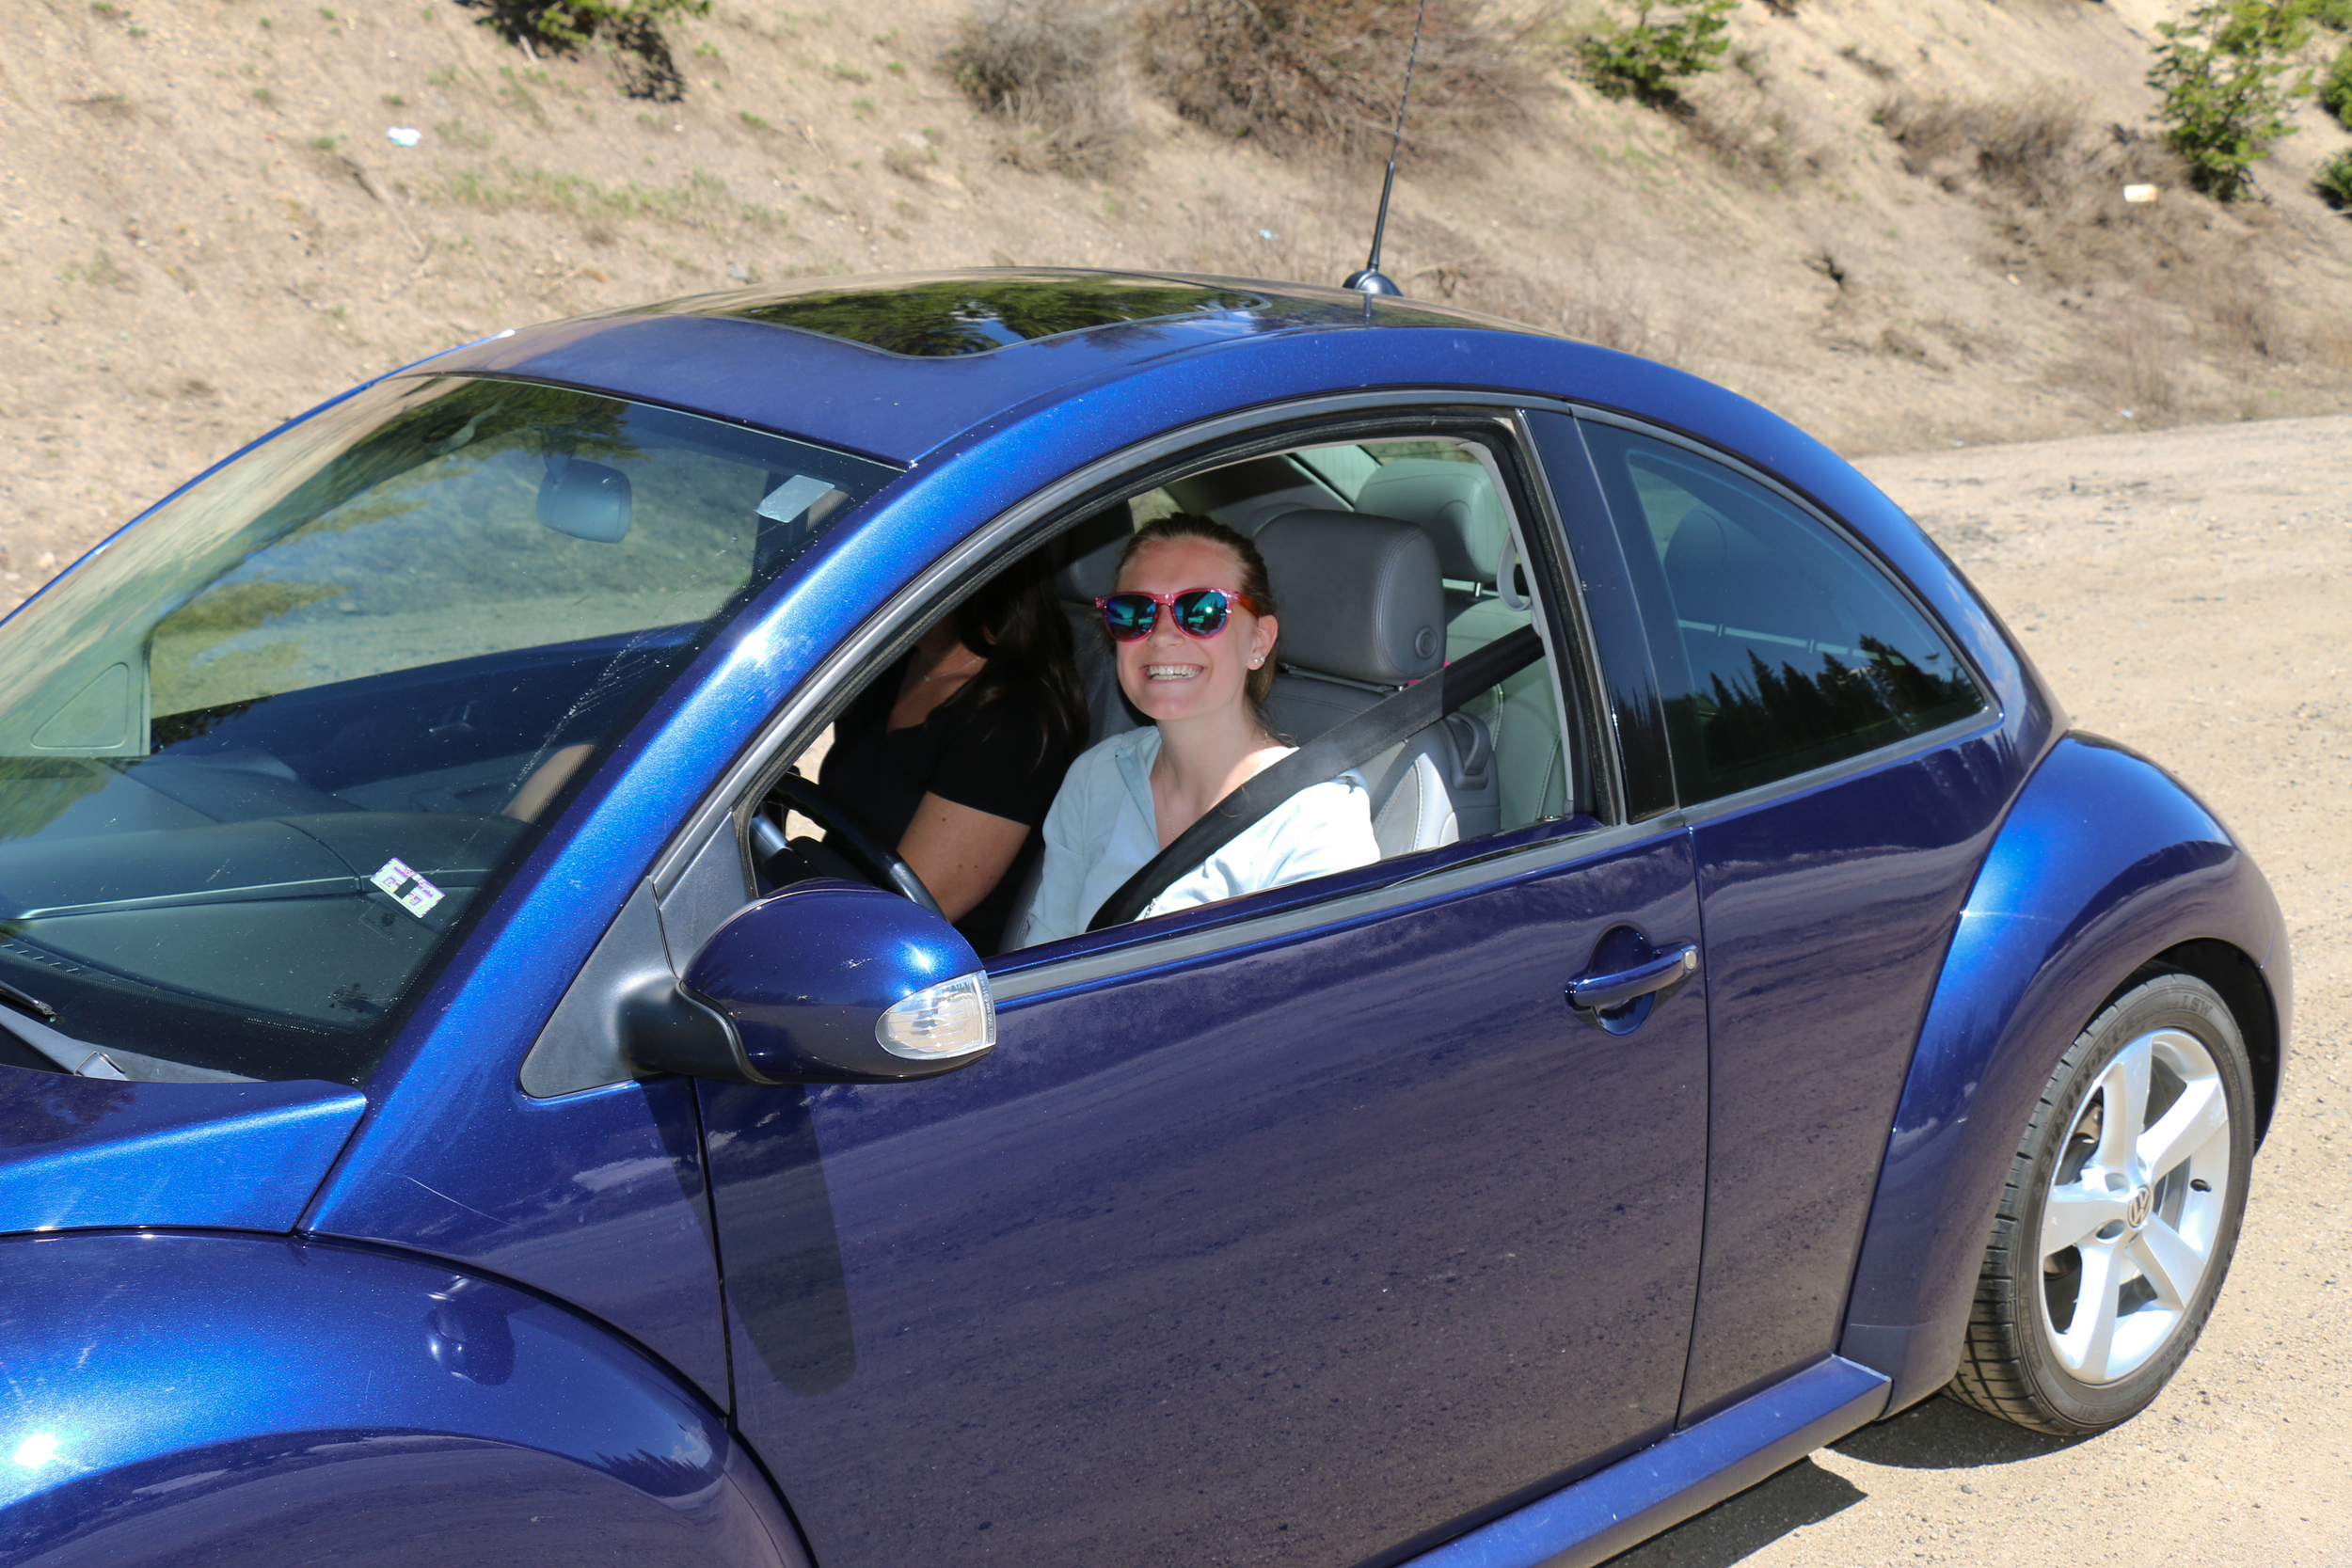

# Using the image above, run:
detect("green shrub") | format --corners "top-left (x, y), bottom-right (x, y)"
top-left (2318, 147), bottom-right (2352, 208)
top-left (2320, 40), bottom-right (2352, 125)
top-left (2147, 0), bottom-right (2316, 201)
top-left (472, 0), bottom-right (705, 48)
top-left (468, 0), bottom-right (709, 98)
top-left (1578, 0), bottom-right (1735, 108)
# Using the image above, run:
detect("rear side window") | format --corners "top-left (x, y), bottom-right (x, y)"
top-left (1581, 422), bottom-right (1984, 803)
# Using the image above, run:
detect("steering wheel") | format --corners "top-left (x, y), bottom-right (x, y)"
top-left (761, 773), bottom-right (947, 920)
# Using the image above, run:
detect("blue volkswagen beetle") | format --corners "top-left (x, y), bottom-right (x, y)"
top-left (0, 272), bottom-right (2286, 1567)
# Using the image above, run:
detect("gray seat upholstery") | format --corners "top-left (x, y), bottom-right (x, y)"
top-left (1354, 459), bottom-right (1511, 607)
top-left (1352, 461), bottom-right (1565, 827)
top-left (1255, 510), bottom-right (1500, 852)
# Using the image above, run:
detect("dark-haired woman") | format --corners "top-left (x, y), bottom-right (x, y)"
top-left (815, 558), bottom-right (1084, 954)
top-left (1017, 514), bottom-right (1378, 947)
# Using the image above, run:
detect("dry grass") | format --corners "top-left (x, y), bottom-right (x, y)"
top-left (1681, 87), bottom-right (1831, 185)
top-left (1878, 85), bottom-right (2097, 204)
top-left (1140, 0), bottom-right (1538, 163)
top-left (946, 0), bottom-right (1141, 175)
top-left (1876, 87), bottom-right (2230, 298)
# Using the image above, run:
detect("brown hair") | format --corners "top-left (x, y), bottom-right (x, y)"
top-left (1113, 512), bottom-right (1280, 709)
top-left (942, 549), bottom-right (1087, 765)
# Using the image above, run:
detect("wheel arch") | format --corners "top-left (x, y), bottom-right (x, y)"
top-left (2153, 936), bottom-right (2280, 1146)
top-left (0, 1230), bottom-right (806, 1568)
top-left (1835, 733), bottom-right (2289, 1414)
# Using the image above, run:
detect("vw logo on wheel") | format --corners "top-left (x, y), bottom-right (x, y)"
top-left (2126, 1184), bottom-right (2154, 1229)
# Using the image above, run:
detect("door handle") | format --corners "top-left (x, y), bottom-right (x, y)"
top-left (1567, 943), bottom-right (1698, 1013)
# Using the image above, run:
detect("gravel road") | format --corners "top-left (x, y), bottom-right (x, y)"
top-left (1613, 414), bottom-right (2352, 1568)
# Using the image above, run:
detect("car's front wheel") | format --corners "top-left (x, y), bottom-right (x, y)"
top-left (1947, 970), bottom-right (2255, 1435)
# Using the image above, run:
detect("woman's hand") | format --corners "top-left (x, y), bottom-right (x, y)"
top-left (898, 792), bottom-right (1031, 921)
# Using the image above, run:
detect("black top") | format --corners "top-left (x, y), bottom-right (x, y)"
top-left (819, 657), bottom-right (1076, 954)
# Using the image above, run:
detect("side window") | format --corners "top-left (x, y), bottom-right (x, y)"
top-left (750, 431), bottom-right (1581, 961)
top-left (1580, 422), bottom-right (1985, 803)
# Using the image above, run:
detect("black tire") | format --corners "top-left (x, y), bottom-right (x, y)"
top-left (1947, 970), bottom-right (2255, 1435)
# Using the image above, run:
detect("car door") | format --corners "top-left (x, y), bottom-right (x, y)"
top-left (699, 418), bottom-right (1710, 1568)
top-left (1536, 411), bottom-right (2027, 1424)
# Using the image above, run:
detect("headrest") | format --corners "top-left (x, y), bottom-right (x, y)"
top-left (1257, 511), bottom-right (1445, 686)
top-left (1353, 458), bottom-right (1509, 586)
top-left (1055, 500), bottom-right (1134, 603)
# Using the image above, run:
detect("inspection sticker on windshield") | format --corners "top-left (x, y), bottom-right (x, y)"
top-left (370, 857), bottom-right (446, 917)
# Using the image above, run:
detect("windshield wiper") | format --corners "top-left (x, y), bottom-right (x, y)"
top-left (0, 1003), bottom-right (254, 1084)
top-left (0, 979), bottom-right (56, 1023)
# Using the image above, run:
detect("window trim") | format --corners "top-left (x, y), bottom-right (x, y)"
top-left (987, 811), bottom-right (1655, 1005)
top-left (1565, 404), bottom-right (1998, 704)
top-left (642, 390), bottom-right (1618, 977)
top-left (1564, 405), bottom-right (2001, 814)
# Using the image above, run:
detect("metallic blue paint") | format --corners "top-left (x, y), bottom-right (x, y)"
top-left (1404, 1356), bottom-right (1889, 1568)
top-left (682, 880), bottom-right (984, 1082)
top-left (713, 824), bottom-right (1708, 1568)
top-left (296, 299), bottom-right (1829, 1386)
top-left (1838, 733), bottom-right (2289, 1411)
top-left (0, 1070), bottom-right (362, 1236)
top-left (1533, 399), bottom-right (2062, 1425)
top-left (301, 1073), bottom-right (732, 1413)
top-left (0, 1231), bottom-right (803, 1566)
top-left (1675, 728), bottom-right (2029, 1422)
top-left (424, 287), bottom-right (1317, 467)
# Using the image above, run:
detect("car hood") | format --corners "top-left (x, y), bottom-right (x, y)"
top-left (0, 1067), bottom-right (364, 1235)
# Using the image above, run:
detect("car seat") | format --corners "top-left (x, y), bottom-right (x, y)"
top-left (1254, 510), bottom-right (1499, 852)
top-left (1352, 460), bottom-right (1565, 828)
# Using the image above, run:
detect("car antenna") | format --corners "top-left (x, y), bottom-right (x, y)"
top-left (1342, 0), bottom-right (1432, 299)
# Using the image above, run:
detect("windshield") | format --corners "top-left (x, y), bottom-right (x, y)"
top-left (0, 374), bottom-right (896, 1086)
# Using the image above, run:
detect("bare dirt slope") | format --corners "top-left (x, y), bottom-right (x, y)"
top-left (3, 0), bottom-right (2351, 608)
top-left (1617, 415), bottom-right (2352, 1568)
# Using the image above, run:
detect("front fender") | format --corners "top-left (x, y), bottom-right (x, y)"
top-left (0, 1232), bottom-right (804, 1568)
top-left (1836, 734), bottom-right (2289, 1412)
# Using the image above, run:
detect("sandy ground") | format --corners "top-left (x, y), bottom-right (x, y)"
top-left (1613, 413), bottom-right (2352, 1568)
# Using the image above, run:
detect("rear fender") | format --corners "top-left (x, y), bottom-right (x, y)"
top-left (0, 1231), bottom-right (804, 1568)
top-left (1837, 734), bottom-right (2289, 1413)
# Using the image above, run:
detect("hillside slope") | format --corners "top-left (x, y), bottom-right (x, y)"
top-left (3, 0), bottom-right (2349, 604)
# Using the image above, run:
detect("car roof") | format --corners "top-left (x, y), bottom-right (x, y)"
top-left (406, 268), bottom-right (1547, 467)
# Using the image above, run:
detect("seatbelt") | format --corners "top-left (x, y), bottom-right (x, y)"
top-left (1086, 626), bottom-right (1544, 932)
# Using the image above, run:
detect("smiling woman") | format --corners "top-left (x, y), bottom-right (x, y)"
top-left (1017, 512), bottom-right (1379, 945)
top-left (0, 374), bottom-right (894, 1085)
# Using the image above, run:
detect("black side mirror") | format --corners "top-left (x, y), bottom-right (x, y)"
top-left (625, 879), bottom-right (995, 1085)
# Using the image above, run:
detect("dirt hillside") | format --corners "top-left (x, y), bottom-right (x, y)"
top-left (4, 0), bottom-right (2352, 607)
